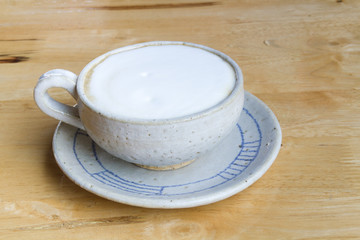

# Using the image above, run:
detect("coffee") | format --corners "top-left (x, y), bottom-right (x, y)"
top-left (35, 41), bottom-right (244, 169)
top-left (84, 44), bottom-right (235, 119)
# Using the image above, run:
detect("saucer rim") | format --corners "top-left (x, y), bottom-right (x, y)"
top-left (52, 91), bottom-right (282, 208)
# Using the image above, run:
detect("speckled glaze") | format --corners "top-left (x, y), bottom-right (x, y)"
top-left (34, 41), bottom-right (244, 169)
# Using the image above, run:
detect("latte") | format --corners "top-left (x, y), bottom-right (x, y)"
top-left (84, 44), bottom-right (235, 119)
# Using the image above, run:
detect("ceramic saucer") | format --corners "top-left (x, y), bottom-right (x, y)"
top-left (52, 91), bottom-right (282, 208)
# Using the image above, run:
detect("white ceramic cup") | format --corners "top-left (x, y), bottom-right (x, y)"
top-left (34, 41), bottom-right (244, 170)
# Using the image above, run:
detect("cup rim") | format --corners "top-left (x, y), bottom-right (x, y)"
top-left (76, 41), bottom-right (243, 124)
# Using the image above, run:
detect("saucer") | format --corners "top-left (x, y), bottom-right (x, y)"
top-left (52, 91), bottom-right (282, 208)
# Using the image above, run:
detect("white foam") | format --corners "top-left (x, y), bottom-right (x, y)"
top-left (85, 45), bottom-right (235, 119)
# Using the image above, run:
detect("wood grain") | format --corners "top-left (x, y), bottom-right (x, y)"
top-left (0, 0), bottom-right (359, 239)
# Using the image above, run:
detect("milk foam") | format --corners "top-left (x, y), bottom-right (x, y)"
top-left (85, 45), bottom-right (235, 119)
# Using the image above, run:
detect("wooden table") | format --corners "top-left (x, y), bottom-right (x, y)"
top-left (1, 0), bottom-right (359, 239)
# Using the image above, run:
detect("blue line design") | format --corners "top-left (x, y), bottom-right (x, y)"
top-left (221, 171), bottom-right (239, 177)
top-left (236, 157), bottom-right (253, 160)
top-left (233, 163), bottom-right (247, 167)
top-left (228, 167), bottom-right (242, 171)
top-left (72, 108), bottom-right (262, 196)
top-left (91, 174), bottom-right (158, 195)
top-left (102, 172), bottom-right (162, 192)
top-left (218, 174), bottom-right (231, 180)
top-left (242, 145), bottom-right (259, 148)
top-left (239, 155), bottom-right (256, 158)
top-left (243, 140), bottom-right (260, 144)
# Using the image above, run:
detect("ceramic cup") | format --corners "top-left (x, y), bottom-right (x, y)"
top-left (34, 41), bottom-right (244, 170)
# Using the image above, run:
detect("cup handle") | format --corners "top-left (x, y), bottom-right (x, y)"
top-left (34, 69), bottom-right (85, 130)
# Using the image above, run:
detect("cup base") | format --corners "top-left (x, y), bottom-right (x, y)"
top-left (134, 158), bottom-right (196, 171)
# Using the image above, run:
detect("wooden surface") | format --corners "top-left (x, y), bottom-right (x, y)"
top-left (1, 0), bottom-right (359, 239)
